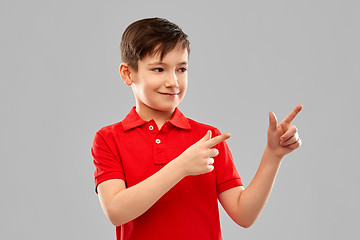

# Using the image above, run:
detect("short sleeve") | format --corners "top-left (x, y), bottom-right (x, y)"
top-left (91, 131), bottom-right (125, 193)
top-left (212, 128), bottom-right (243, 195)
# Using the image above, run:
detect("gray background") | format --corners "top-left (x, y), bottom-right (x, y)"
top-left (1, 0), bottom-right (359, 239)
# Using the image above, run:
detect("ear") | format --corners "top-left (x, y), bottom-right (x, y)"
top-left (119, 62), bottom-right (133, 86)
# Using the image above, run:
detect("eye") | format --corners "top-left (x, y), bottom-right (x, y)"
top-left (178, 67), bottom-right (187, 73)
top-left (152, 68), bottom-right (164, 72)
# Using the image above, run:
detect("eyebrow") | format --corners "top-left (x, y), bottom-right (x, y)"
top-left (148, 61), bottom-right (188, 66)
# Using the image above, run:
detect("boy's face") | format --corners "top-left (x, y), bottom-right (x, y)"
top-left (130, 46), bottom-right (188, 114)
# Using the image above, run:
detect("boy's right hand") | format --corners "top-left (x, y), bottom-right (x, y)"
top-left (175, 130), bottom-right (231, 177)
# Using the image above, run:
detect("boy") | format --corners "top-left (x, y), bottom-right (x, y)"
top-left (91, 17), bottom-right (302, 240)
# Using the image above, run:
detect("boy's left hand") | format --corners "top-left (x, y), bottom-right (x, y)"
top-left (267, 105), bottom-right (303, 159)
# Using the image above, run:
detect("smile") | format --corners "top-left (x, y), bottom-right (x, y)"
top-left (159, 92), bottom-right (179, 96)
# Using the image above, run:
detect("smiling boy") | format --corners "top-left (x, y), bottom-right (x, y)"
top-left (91, 17), bottom-right (302, 240)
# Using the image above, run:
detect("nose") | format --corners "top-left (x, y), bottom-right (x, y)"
top-left (164, 71), bottom-right (179, 88)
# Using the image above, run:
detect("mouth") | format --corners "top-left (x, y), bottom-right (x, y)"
top-left (159, 92), bottom-right (179, 96)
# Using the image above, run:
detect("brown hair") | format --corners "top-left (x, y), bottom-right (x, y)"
top-left (120, 17), bottom-right (190, 71)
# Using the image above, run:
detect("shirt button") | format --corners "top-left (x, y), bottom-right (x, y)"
top-left (149, 125), bottom-right (154, 131)
top-left (155, 139), bottom-right (161, 144)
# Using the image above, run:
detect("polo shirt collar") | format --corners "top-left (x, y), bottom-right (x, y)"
top-left (122, 106), bottom-right (191, 131)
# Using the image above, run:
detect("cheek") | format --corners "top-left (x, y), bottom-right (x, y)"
top-left (180, 77), bottom-right (188, 90)
top-left (137, 75), bottom-right (155, 90)
top-left (179, 81), bottom-right (187, 98)
top-left (144, 73), bottom-right (164, 88)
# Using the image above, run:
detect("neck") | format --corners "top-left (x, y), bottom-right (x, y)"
top-left (135, 104), bottom-right (175, 123)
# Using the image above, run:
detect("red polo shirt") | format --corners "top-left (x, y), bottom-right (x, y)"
top-left (92, 106), bottom-right (243, 240)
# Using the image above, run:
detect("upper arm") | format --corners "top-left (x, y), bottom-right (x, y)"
top-left (97, 179), bottom-right (126, 219)
top-left (218, 186), bottom-right (245, 226)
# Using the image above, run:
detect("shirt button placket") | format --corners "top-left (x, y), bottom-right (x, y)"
top-left (153, 129), bottom-right (166, 164)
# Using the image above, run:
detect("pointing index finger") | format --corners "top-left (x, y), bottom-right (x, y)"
top-left (205, 133), bottom-right (231, 148)
top-left (283, 105), bottom-right (303, 124)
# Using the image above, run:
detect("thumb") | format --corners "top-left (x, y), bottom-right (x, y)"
top-left (268, 112), bottom-right (277, 131)
top-left (199, 130), bottom-right (212, 143)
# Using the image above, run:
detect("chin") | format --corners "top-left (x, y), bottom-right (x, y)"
top-left (156, 105), bottom-right (177, 112)
top-left (152, 102), bottom-right (180, 112)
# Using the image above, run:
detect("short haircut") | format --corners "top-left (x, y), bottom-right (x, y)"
top-left (120, 17), bottom-right (190, 71)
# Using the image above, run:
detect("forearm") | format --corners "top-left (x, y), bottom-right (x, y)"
top-left (108, 159), bottom-right (185, 226)
top-left (237, 146), bottom-right (283, 226)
